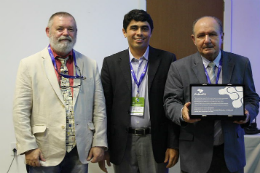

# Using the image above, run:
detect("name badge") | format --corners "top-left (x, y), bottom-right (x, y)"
top-left (130, 97), bottom-right (144, 116)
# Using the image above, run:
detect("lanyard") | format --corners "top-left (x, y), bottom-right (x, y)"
top-left (130, 59), bottom-right (148, 97)
top-left (204, 58), bottom-right (222, 84)
top-left (48, 45), bottom-right (85, 79)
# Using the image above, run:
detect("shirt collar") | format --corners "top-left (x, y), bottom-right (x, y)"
top-left (202, 51), bottom-right (222, 68)
top-left (50, 46), bottom-right (73, 59)
top-left (129, 46), bottom-right (149, 62)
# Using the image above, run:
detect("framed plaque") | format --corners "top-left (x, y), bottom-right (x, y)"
top-left (190, 84), bottom-right (246, 120)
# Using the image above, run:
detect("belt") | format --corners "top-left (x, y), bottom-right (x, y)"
top-left (128, 128), bottom-right (151, 135)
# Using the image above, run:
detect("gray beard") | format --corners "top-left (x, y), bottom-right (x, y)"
top-left (49, 35), bottom-right (76, 56)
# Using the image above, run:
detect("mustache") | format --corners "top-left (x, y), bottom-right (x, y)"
top-left (58, 36), bottom-right (72, 42)
top-left (203, 45), bottom-right (214, 48)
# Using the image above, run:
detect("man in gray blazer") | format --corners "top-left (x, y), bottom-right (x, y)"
top-left (164, 16), bottom-right (259, 173)
top-left (13, 12), bottom-right (107, 173)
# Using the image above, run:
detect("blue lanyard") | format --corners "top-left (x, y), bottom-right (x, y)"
top-left (204, 58), bottom-right (222, 84)
top-left (48, 45), bottom-right (85, 79)
top-left (130, 59), bottom-right (148, 96)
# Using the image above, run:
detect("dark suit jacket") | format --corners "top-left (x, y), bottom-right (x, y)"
top-left (101, 46), bottom-right (179, 165)
top-left (164, 50), bottom-right (259, 173)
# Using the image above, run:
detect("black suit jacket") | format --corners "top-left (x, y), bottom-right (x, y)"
top-left (101, 46), bottom-right (179, 165)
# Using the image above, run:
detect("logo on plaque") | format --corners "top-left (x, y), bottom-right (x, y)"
top-left (218, 86), bottom-right (243, 108)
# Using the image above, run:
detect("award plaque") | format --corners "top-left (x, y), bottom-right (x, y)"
top-left (190, 84), bottom-right (245, 120)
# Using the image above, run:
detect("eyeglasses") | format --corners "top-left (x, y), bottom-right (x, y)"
top-left (59, 65), bottom-right (86, 88)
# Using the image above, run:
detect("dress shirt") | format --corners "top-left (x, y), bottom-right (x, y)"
top-left (129, 47), bottom-right (151, 128)
top-left (202, 52), bottom-right (224, 145)
top-left (202, 51), bottom-right (222, 84)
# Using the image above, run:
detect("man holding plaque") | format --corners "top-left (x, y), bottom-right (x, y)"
top-left (99, 9), bottom-right (179, 173)
top-left (164, 16), bottom-right (259, 173)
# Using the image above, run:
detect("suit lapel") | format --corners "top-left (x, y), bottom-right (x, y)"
top-left (42, 48), bottom-right (65, 106)
top-left (192, 52), bottom-right (208, 84)
top-left (222, 51), bottom-right (234, 84)
top-left (119, 49), bottom-right (132, 91)
top-left (148, 46), bottom-right (161, 91)
top-left (73, 51), bottom-right (82, 106)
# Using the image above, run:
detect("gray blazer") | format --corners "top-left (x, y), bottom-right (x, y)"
top-left (164, 50), bottom-right (259, 172)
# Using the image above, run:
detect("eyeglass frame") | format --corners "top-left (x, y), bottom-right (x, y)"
top-left (59, 65), bottom-right (85, 88)
top-left (47, 45), bottom-right (86, 88)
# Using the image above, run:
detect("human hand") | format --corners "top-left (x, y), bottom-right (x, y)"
top-left (234, 109), bottom-right (250, 124)
top-left (182, 102), bottom-right (201, 123)
top-left (98, 151), bottom-right (111, 173)
top-left (164, 148), bottom-right (179, 168)
top-left (25, 148), bottom-right (45, 167)
top-left (87, 147), bottom-right (105, 163)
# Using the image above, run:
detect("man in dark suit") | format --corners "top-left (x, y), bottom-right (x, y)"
top-left (164, 16), bottom-right (259, 173)
top-left (99, 9), bottom-right (179, 173)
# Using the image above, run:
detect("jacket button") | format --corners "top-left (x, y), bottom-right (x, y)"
top-left (62, 126), bottom-right (65, 129)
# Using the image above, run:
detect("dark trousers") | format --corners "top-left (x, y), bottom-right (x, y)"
top-left (27, 146), bottom-right (88, 173)
top-left (182, 144), bottom-right (244, 173)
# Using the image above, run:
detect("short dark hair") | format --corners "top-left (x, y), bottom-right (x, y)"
top-left (47, 12), bottom-right (77, 29)
top-left (123, 9), bottom-right (154, 32)
top-left (192, 16), bottom-right (223, 34)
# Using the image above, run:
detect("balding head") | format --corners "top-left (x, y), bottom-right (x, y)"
top-left (191, 16), bottom-right (224, 61)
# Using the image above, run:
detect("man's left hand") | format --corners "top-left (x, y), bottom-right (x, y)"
top-left (98, 151), bottom-right (111, 173)
top-left (164, 148), bottom-right (179, 168)
top-left (87, 147), bottom-right (105, 163)
top-left (234, 109), bottom-right (250, 124)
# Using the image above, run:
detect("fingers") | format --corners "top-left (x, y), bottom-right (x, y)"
top-left (87, 149), bottom-right (93, 161)
top-left (164, 149), bottom-right (179, 168)
top-left (234, 118), bottom-right (248, 124)
top-left (98, 151), bottom-right (111, 172)
top-left (245, 109), bottom-right (249, 116)
top-left (98, 161), bottom-right (108, 173)
top-left (91, 156), bottom-right (98, 163)
top-left (233, 120), bottom-right (244, 124)
top-left (28, 161), bottom-right (38, 167)
top-left (39, 152), bottom-right (46, 162)
top-left (164, 152), bottom-right (173, 168)
top-left (172, 153), bottom-right (179, 166)
top-left (166, 157), bottom-right (174, 168)
top-left (234, 109), bottom-right (249, 124)
top-left (106, 159), bottom-right (111, 167)
top-left (164, 150), bottom-right (169, 163)
top-left (25, 148), bottom-right (43, 167)
top-left (182, 102), bottom-right (201, 123)
top-left (105, 153), bottom-right (111, 166)
top-left (88, 147), bottom-right (105, 163)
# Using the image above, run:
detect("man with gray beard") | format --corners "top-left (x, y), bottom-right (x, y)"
top-left (13, 12), bottom-right (107, 173)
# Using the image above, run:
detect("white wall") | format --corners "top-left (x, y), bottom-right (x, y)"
top-left (1, 0), bottom-right (259, 173)
top-left (0, 1), bottom-right (145, 172)
top-left (224, 0), bottom-right (260, 127)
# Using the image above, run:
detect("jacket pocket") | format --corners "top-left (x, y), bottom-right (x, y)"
top-left (179, 132), bottom-right (194, 141)
top-left (32, 125), bottom-right (48, 158)
top-left (32, 125), bottom-right (47, 134)
top-left (87, 122), bottom-right (95, 133)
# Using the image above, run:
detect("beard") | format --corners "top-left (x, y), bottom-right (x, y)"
top-left (49, 34), bottom-right (76, 56)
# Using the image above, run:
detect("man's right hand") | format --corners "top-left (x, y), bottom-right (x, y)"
top-left (25, 148), bottom-right (46, 167)
top-left (98, 151), bottom-right (111, 173)
top-left (182, 102), bottom-right (201, 123)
